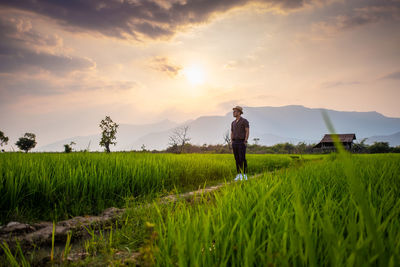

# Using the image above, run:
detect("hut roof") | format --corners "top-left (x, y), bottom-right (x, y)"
top-left (320, 134), bottom-right (356, 143)
top-left (313, 134), bottom-right (356, 149)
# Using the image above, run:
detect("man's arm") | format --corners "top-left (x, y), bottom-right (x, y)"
top-left (245, 127), bottom-right (249, 144)
top-left (230, 130), bottom-right (233, 143)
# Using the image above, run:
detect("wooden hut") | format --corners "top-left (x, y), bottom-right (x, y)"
top-left (314, 134), bottom-right (356, 151)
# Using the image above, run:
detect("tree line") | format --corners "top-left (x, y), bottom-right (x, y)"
top-left (1, 118), bottom-right (399, 154)
top-left (164, 141), bottom-right (400, 154)
top-left (0, 131), bottom-right (37, 153)
top-left (0, 116), bottom-right (119, 153)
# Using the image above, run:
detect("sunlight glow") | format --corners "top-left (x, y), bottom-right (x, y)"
top-left (183, 65), bottom-right (205, 85)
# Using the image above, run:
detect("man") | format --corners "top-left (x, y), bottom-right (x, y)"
top-left (231, 106), bottom-right (249, 180)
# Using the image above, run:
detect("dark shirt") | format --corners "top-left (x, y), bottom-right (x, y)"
top-left (231, 117), bottom-right (249, 140)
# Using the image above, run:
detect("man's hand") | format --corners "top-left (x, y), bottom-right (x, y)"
top-left (244, 127), bottom-right (249, 146)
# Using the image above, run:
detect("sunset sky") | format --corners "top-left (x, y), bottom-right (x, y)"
top-left (0, 0), bottom-right (399, 146)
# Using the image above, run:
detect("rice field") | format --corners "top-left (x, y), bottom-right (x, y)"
top-left (146, 154), bottom-right (400, 266)
top-left (0, 152), bottom-right (294, 223)
top-left (1, 152), bottom-right (399, 266)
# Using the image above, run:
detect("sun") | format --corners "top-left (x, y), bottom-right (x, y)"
top-left (183, 65), bottom-right (205, 85)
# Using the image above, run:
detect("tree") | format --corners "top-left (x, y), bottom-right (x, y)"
top-left (352, 138), bottom-right (368, 153)
top-left (296, 142), bottom-right (307, 155)
top-left (168, 125), bottom-right (191, 154)
top-left (252, 138), bottom-right (260, 145)
top-left (392, 146), bottom-right (400, 153)
top-left (141, 144), bottom-right (147, 152)
top-left (15, 133), bottom-right (37, 153)
top-left (223, 130), bottom-right (231, 151)
top-left (64, 141), bottom-right (76, 153)
top-left (99, 116), bottom-right (119, 153)
top-left (0, 130), bottom-right (9, 147)
top-left (369, 142), bottom-right (390, 153)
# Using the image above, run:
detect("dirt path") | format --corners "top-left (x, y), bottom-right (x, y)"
top-left (160, 173), bottom-right (263, 203)
top-left (0, 173), bottom-right (263, 251)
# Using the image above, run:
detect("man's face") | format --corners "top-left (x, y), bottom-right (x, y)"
top-left (233, 110), bottom-right (240, 117)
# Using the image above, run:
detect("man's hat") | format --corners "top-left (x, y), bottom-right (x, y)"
top-left (232, 106), bottom-right (243, 114)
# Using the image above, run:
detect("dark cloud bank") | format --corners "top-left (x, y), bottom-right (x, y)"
top-left (315, 0), bottom-right (400, 33)
top-left (0, 16), bottom-right (95, 75)
top-left (0, 0), bottom-right (321, 40)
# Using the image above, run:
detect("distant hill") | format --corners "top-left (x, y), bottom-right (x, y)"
top-left (37, 119), bottom-right (178, 152)
top-left (37, 105), bottom-right (400, 151)
top-left (365, 132), bottom-right (400, 146)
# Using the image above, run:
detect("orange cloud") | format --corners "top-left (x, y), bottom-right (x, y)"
top-left (149, 56), bottom-right (182, 77)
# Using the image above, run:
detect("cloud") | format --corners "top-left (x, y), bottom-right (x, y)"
top-left (320, 81), bottom-right (361, 89)
top-left (380, 71), bottom-right (400, 80)
top-left (0, 76), bottom-right (64, 98)
top-left (223, 60), bottom-right (239, 70)
top-left (222, 55), bottom-right (265, 71)
top-left (0, 72), bottom-right (140, 105)
top-left (218, 99), bottom-right (243, 110)
top-left (0, 16), bottom-right (95, 75)
top-left (149, 56), bottom-right (182, 77)
top-left (0, 0), bottom-right (324, 41)
top-left (0, 14), bottom-right (140, 106)
top-left (312, 0), bottom-right (400, 37)
top-left (253, 94), bottom-right (278, 100)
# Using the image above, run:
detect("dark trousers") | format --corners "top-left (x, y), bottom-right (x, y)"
top-left (232, 140), bottom-right (247, 174)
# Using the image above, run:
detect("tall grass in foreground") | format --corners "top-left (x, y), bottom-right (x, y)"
top-left (151, 154), bottom-right (400, 266)
top-left (0, 153), bottom-right (293, 223)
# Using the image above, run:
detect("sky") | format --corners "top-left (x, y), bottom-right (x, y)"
top-left (0, 0), bottom-right (399, 147)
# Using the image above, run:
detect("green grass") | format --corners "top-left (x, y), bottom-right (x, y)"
top-left (140, 154), bottom-right (400, 266)
top-left (0, 152), bottom-right (295, 223)
top-left (2, 153), bottom-right (399, 266)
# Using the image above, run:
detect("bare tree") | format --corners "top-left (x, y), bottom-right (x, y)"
top-left (223, 130), bottom-right (231, 151)
top-left (169, 125), bottom-right (191, 154)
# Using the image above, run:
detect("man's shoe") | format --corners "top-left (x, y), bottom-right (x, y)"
top-left (243, 174), bottom-right (248, 180)
top-left (234, 174), bottom-right (244, 181)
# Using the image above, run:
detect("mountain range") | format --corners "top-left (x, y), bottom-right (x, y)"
top-left (37, 105), bottom-right (400, 151)
top-left (364, 132), bottom-right (400, 146)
